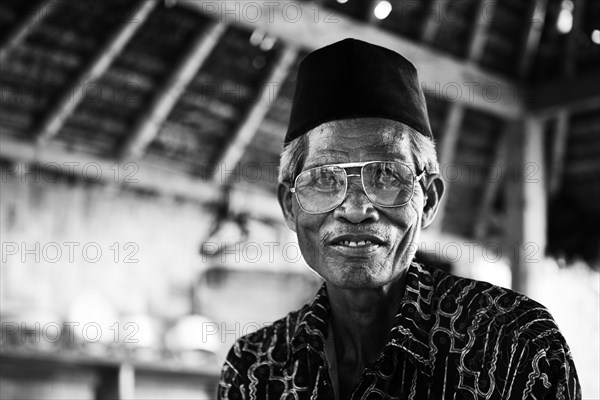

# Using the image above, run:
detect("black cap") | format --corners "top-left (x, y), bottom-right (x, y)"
top-left (285, 38), bottom-right (432, 145)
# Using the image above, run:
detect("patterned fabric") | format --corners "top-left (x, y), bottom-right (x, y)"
top-left (217, 263), bottom-right (581, 399)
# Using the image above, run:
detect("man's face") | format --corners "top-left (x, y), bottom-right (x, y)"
top-left (279, 118), bottom-right (435, 290)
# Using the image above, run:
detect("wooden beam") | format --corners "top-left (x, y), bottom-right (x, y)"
top-left (0, 0), bottom-right (53, 64)
top-left (504, 116), bottom-right (547, 294)
top-left (429, 103), bottom-right (465, 232)
top-left (518, 0), bottom-right (548, 78)
top-left (35, 0), bottom-right (157, 143)
top-left (468, 0), bottom-right (497, 62)
top-left (527, 71), bottom-right (600, 114)
top-left (0, 136), bottom-right (216, 202)
top-left (548, 109), bottom-right (570, 196)
top-left (120, 21), bottom-right (226, 160)
top-left (0, 136), bottom-right (283, 222)
top-left (212, 44), bottom-right (298, 184)
top-left (179, 0), bottom-right (522, 119)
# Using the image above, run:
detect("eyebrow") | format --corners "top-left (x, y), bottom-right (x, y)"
top-left (307, 146), bottom-right (409, 160)
top-left (303, 151), bottom-right (348, 169)
top-left (304, 157), bottom-right (413, 172)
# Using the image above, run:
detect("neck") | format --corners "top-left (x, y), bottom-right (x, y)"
top-left (326, 275), bottom-right (406, 365)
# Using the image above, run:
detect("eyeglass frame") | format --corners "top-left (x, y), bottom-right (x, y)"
top-left (289, 160), bottom-right (428, 214)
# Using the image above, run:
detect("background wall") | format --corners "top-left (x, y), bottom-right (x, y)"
top-left (1, 168), bottom-right (212, 323)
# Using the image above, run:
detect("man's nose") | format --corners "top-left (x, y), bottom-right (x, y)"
top-left (333, 177), bottom-right (379, 223)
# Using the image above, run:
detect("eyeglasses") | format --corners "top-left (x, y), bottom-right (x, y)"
top-left (290, 161), bottom-right (426, 214)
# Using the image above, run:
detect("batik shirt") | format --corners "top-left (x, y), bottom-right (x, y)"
top-left (217, 262), bottom-right (581, 399)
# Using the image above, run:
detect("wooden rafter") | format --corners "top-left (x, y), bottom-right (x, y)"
top-left (179, 0), bottom-right (522, 119)
top-left (212, 44), bottom-right (298, 183)
top-left (120, 21), bottom-right (226, 160)
top-left (0, 135), bottom-right (283, 221)
top-left (467, 0), bottom-right (496, 62)
top-left (35, 0), bottom-right (157, 143)
top-left (0, 0), bottom-right (54, 64)
top-left (518, 0), bottom-right (549, 78)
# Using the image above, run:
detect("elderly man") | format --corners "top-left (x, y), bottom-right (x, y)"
top-left (217, 39), bottom-right (580, 399)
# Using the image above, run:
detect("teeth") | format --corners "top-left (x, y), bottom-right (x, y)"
top-left (341, 240), bottom-right (374, 247)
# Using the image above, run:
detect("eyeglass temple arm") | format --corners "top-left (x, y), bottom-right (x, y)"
top-left (415, 168), bottom-right (429, 194)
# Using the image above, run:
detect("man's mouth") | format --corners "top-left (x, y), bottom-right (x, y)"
top-left (340, 240), bottom-right (373, 247)
top-left (329, 234), bottom-right (387, 249)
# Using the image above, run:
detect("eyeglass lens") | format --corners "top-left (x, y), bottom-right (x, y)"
top-left (294, 162), bottom-right (415, 213)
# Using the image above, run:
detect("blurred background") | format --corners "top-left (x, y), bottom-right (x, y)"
top-left (0, 0), bottom-right (599, 398)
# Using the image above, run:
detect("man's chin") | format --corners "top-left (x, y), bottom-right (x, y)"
top-left (326, 265), bottom-right (396, 289)
top-left (324, 245), bottom-right (390, 265)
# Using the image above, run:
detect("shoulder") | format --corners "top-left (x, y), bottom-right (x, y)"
top-left (425, 263), bottom-right (551, 318)
top-left (415, 263), bottom-right (568, 349)
top-left (420, 264), bottom-right (580, 395)
top-left (221, 303), bottom-right (307, 377)
top-left (423, 264), bottom-right (580, 383)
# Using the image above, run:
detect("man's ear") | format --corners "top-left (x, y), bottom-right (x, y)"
top-left (421, 174), bottom-right (445, 229)
top-left (277, 182), bottom-right (297, 232)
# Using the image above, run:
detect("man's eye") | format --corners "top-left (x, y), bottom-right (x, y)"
top-left (313, 170), bottom-right (343, 189)
top-left (374, 169), bottom-right (401, 187)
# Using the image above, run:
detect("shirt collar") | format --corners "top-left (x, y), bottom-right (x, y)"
top-left (290, 262), bottom-right (435, 376)
top-left (387, 262), bottom-right (435, 376)
top-left (290, 283), bottom-right (330, 354)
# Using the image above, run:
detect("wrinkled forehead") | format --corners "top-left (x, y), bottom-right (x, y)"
top-left (304, 118), bottom-right (412, 165)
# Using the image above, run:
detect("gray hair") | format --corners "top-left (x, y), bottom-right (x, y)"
top-left (277, 125), bottom-right (440, 185)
